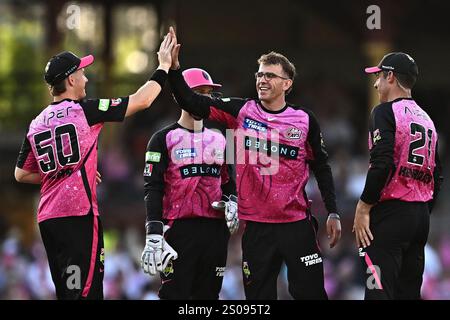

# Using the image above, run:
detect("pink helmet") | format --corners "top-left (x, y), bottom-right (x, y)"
top-left (182, 68), bottom-right (222, 89)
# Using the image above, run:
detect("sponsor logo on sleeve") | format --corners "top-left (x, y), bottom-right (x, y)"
top-left (146, 151), bottom-right (161, 163)
top-left (373, 129), bottom-right (381, 145)
top-left (143, 163), bottom-right (153, 177)
top-left (98, 99), bottom-right (110, 111)
top-left (243, 117), bottom-right (268, 132)
top-left (111, 98), bottom-right (122, 106)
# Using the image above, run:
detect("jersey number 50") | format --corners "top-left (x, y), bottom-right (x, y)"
top-left (33, 124), bottom-right (81, 173)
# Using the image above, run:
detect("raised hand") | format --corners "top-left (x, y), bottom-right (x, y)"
top-left (157, 32), bottom-right (176, 71)
top-left (169, 26), bottom-right (181, 70)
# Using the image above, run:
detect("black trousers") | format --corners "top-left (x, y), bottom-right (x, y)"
top-left (242, 217), bottom-right (327, 300)
top-left (360, 200), bottom-right (430, 300)
top-left (159, 218), bottom-right (230, 300)
top-left (39, 214), bottom-right (104, 300)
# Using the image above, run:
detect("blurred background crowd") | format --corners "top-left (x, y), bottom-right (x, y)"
top-left (1, 0), bottom-right (450, 299)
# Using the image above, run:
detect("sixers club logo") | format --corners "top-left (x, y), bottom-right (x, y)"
top-left (284, 127), bottom-right (302, 140)
top-left (111, 98), bottom-right (122, 106)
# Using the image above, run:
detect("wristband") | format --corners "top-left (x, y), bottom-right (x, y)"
top-left (328, 213), bottom-right (340, 220)
top-left (149, 69), bottom-right (168, 88)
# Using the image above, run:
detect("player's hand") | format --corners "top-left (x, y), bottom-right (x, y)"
top-left (157, 32), bottom-right (175, 72)
top-left (168, 26), bottom-right (181, 70)
top-left (326, 213), bottom-right (341, 248)
top-left (212, 195), bottom-right (239, 234)
top-left (141, 234), bottom-right (163, 275)
top-left (141, 225), bottom-right (178, 276)
top-left (96, 171), bottom-right (102, 185)
top-left (161, 232), bottom-right (178, 272)
top-left (353, 200), bottom-right (374, 248)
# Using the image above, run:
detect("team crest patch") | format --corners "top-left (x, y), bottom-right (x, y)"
top-left (213, 149), bottom-right (224, 160)
top-left (111, 98), bottom-right (122, 106)
top-left (143, 163), bottom-right (153, 176)
top-left (284, 127), bottom-right (302, 139)
top-left (373, 129), bottom-right (381, 145)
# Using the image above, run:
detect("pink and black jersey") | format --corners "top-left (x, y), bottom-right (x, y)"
top-left (361, 98), bottom-right (443, 206)
top-left (143, 122), bottom-right (235, 227)
top-left (169, 69), bottom-right (337, 223)
top-left (16, 97), bottom-right (128, 222)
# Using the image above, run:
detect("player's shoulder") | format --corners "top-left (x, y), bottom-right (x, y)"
top-left (204, 119), bottom-right (227, 135)
top-left (371, 101), bottom-right (394, 115)
top-left (149, 122), bottom-right (179, 141)
top-left (288, 103), bottom-right (319, 121)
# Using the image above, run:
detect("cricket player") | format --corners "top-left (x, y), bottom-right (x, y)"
top-left (166, 27), bottom-right (341, 300)
top-left (354, 52), bottom-right (443, 299)
top-left (140, 67), bottom-right (238, 299)
top-left (14, 33), bottom-right (176, 299)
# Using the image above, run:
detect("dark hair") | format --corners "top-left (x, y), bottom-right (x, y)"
top-left (49, 80), bottom-right (67, 96)
top-left (382, 71), bottom-right (416, 89)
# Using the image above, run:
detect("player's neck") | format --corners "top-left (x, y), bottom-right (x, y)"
top-left (260, 96), bottom-right (286, 112)
top-left (53, 91), bottom-right (80, 103)
top-left (387, 88), bottom-right (412, 103)
top-left (178, 113), bottom-right (203, 131)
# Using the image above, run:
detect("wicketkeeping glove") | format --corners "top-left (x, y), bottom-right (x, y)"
top-left (141, 222), bottom-right (178, 276)
top-left (212, 195), bottom-right (239, 234)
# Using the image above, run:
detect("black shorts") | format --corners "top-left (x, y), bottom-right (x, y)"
top-left (159, 218), bottom-right (230, 300)
top-left (242, 217), bottom-right (327, 300)
top-left (360, 200), bottom-right (430, 300)
top-left (39, 214), bottom-right (104, 300)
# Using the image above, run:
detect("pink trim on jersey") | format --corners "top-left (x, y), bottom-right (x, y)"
top-left (82, 215), bottom-right (98, 298)
top-left (365, 253), bottom-right (383, 290)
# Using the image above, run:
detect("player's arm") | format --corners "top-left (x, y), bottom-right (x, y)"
top-left (127, 33), bottom-right (175, 117)
top-left (220, 164), bottom-right (237, 199)
top-left (15, 129), bottom-right (41, 184)
top-left (215, 162), bottom-right (239, 234)
top-left (360, 103), bottom-right (395, 204)
top-left (306, 110), bottom-right (338, 215)
top-left (306, 110), bottom-right (341, 248)
top-left (168, 67), bottom-right (245, 121)
top-left (141, 131), bottom-right (178, 275)
top-left (429, 139), bottom-right (444, 212)
top-left (80, 33), bottom-right (175, 125)
top-left (167, 26), bottom-right (244, 122)
top-left (143, 132), bottom-right (169, 233)
top-left (15, 167), bottom-right (40, 184)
